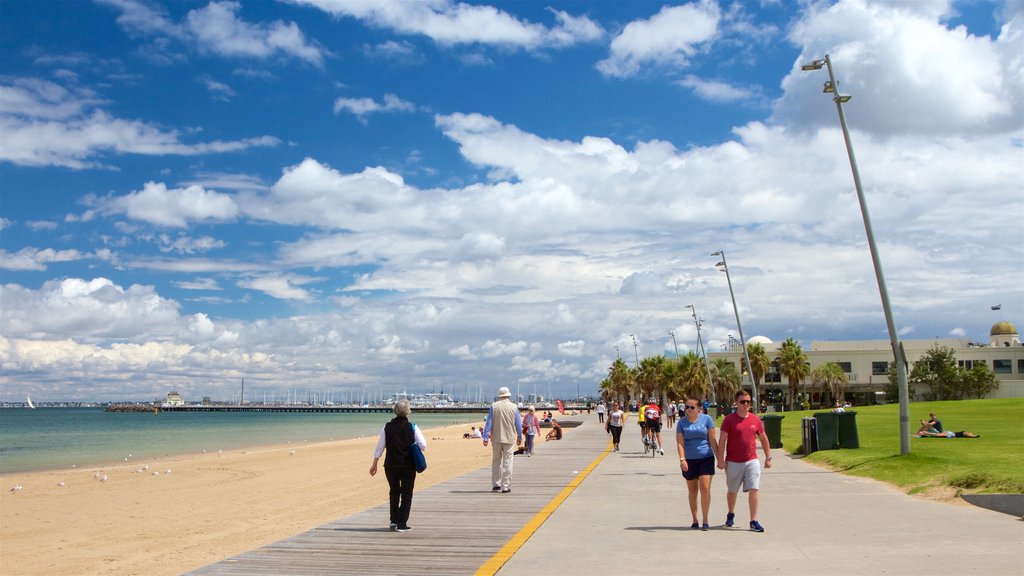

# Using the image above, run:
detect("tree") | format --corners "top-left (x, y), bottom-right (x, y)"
top-left (675, 351), bottom-right (709, 401)
top-left (961, 363), bottom-right (999, 399)
top-left (883, 360), bottom-right (915, 402)
top-left (711, 358), bottom-right (741, 411)
top-left (636, 355), bottom-right (667, 405)
top-left (811, 362), bottom-right (848, 406)
top-left (745, 342), bottom-right (771, 403)
top-left (776, 337), bottom-right (809, 410)
top-left (911, 345), bottom-right (961, 401)
top-left (605, 358), bottom-right (634, 406)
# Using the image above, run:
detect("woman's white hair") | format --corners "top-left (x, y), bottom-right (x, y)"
top-left (393, 399), bottom-right (411, 417)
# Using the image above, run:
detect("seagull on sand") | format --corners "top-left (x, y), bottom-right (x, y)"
top-left (10, 485), bottom-right (22, 493)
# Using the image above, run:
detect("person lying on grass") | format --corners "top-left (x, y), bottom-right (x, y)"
top-left (914, 430), bottom-right (979, 438)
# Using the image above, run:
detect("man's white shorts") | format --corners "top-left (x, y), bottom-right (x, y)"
top-left (725, 459), bottom-right (761, 493)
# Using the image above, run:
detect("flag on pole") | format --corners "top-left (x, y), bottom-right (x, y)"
top-left (991, 304), bottom-right (1002, 310)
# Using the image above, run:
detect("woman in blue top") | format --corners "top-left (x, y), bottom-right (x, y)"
top-left (675, 398), bottom-right (719, 531)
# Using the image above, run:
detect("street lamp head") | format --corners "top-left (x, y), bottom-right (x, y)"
top-left (801, 59), bottom-right (826, 71)
top-left (823, 81), bottom-right (835, 93)
top-left (715, 261), bottom-right (726, 268)
top-left (710, 250), bottom-right (723, 256)
top-left (835, 94), bottom-right (852, 103)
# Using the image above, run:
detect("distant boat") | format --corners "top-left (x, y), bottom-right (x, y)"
top-left (27, 395), bottom-right (36, 409)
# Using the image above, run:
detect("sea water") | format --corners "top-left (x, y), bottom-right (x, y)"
top-left (0, 407), bottom-right (483, 474)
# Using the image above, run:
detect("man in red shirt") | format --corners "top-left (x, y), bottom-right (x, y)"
top-left (717, 389), bottom-right (772, 532)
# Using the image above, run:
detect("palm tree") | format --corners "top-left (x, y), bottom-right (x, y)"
top-left (711, 358), bottom-right (741, 411)
top-left (677, 351), bottom-right (709, 401)
top-left (776, 337), bottom-right (809, 411)
top-left (636, 355), bottom-right (666, 405)
top-left (811, 362), bottom-right (849, 406)
top-left (606, 358), bottom-right (633, 406)
top-left (745, 342), bottom-right (771, 402)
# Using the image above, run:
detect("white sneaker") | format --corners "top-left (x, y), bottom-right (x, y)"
top-left (659, 449), bottom-right (664, 455)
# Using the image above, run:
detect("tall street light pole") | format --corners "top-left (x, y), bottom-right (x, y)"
top-left (668, 331), bottom-right (680, 358)
top-left (630, 334), bottom-right (640, 369)
top-left (802, 54), bottom-right (911, 455)
top-left (686, 304), bottom-right (716, 404)
top-left (712, 251), bottom-right (756, 410)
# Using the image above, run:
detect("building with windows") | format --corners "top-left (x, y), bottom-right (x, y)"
top-left (708, 321), bottom-right (1023, 407)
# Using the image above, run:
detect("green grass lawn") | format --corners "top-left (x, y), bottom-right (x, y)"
top-left (764, 398), bottom-right (1024, 495)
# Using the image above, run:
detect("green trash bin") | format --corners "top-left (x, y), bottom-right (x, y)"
top-left (761, 414), bottom-right (784, 448)
top-left (813, 412), bottom-right (839, 450)
top-left (836, 411), bottom-right (860, 449)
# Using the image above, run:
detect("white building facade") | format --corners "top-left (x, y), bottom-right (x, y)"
top-left (707, 321), bottom-right (1023, 407)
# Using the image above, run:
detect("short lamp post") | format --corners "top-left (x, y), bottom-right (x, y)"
top-left (802, 54), bottom-right (911, 455)
top-left (712, 250), bottom-right (756, 410)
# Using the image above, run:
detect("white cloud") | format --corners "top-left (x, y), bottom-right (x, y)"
top-left (777, 0), bottom-right (1024, 136)
top-left (677, 74), bottom-right (760, 103)
top-left (0, 247), bottom-right (87, 271)
top-left (100, 0), bottom-right (326, 66)
top-left (238, 274), bottom-right (315, 301)
top-left (0, 278), bottom-right (181, 339)
top-left (174, 277), bottom-right (222, 291)
top-left (26, 220), bottom-right (59, 231)
top-left (152, 233), bottom-right (227, 254)
top-left (203, 78), bottom-right (236, 101)
top-left (333, 93), bottom-right (416, 123)
top-left (293, 0), bottom-right (603, 49)
top-left (104, 182), bottom-right (239, 227)
top-left (0, 77), bottom-right (280, 168)
top-left (597, 1), bottom-right (720, 78)
top-left (186, 1), bottom-right (326, 66)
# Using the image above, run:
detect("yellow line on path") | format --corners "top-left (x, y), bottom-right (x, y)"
top-left (474, 441), bottom-right (613, 576)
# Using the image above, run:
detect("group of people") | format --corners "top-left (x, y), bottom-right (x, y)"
top-left (603, 390), bottom-right (771, 532)
top-left (371, 386), bottom-right (570, 531)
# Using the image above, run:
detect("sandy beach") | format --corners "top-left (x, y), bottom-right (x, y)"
top-left (0, 421), bottom-right (492, 576)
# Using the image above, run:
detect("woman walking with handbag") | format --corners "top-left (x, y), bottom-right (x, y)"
top-left (370, 399), bottom-right (427, 532)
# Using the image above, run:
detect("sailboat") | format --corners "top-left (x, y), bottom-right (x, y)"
top-left (26, 395), bottom-right (36, 409)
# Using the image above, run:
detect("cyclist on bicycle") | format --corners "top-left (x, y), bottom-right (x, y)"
top-left (643, 397), bottom-right (664, 455)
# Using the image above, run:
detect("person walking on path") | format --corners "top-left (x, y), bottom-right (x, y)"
top-left (717, 389), bottom-right (771, 533)
top-left (483, 386), bottom-right (522, 493)
top-left (676, 398), bottom-right (719, 530)
top-left (522, 405), bottom-right (542, 456)
top-left (606, 401), bottom-right (625, 452)
top-left (369, 399), bottom-right (427, 532)
top-left (596, 402), bottom-right (606, 423)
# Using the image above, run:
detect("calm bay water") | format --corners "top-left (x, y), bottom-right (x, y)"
top-left (0, 407), bottom-right (481, 474)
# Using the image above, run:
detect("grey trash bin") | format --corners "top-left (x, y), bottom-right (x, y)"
top-left (801, 417), bottom-right (817, 455)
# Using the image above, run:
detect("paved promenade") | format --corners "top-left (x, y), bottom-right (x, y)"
top-left (192, 418), bottom-right (1023, 576)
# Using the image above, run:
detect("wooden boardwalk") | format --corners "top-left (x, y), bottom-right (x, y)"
top-left (188, 417), bottom-right (611, 576)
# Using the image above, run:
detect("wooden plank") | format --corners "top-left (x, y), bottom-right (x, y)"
top-left (188, 418), bottom-right (609, 575)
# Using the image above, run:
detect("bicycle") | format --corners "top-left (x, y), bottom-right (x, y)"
top-left (646, 426), bottom-right (660, 457)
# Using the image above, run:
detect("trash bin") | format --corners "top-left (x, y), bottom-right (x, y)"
top-left (836, 411), bottom-right (860, 449)
top-left (762, 414), bottom-right (784, 449)
top-left (813, 412), bottom-right (839, 450)
top-left (801, 417), bottom-right (817, 455)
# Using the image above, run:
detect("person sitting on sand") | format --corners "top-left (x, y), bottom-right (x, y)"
top-left (915, 430), bottom-right (979, 438)
top-left (545, 419), bottom-right (562, 441)
top-left (463, 426), bottom-right (482, 439)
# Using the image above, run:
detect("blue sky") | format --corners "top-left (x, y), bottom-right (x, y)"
top-left (1, 0), bottom-right (1021, 402)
